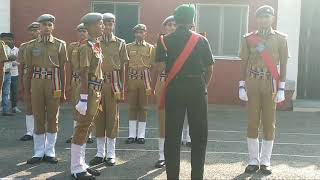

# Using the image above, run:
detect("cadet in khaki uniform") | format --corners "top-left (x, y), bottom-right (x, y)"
top-left (25, 14), bottom-right (68, 164)
top-left (70, 13), bottom-right (104, 180)
top-left (239, 5), bottom-right (288, 175)
top-left (0, 40), bottom-right (8, 97)
top-left (90, 13), bottom-right (129, 166)
top-left (151, 15), bottom-right (176, 168)
top-left (126, 24), bottom-right (155, 144)
top-left (19, 22), bottom-right (40, 141)
top-left (65, 23), bottom-right (94, 144)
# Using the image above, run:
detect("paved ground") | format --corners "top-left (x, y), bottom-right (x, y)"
top-left (1, 103), bottom-right (320, 179)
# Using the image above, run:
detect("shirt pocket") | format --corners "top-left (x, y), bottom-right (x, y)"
top-left (31, 47), bottom-right (43, 62)
top-left (109, 51), bottom-right (121, 70)
top-left (129, 50), bottom-right (138, 67)
top-left (48, 50), bottom-right (60, 67)
top-left (141, 50), bottom-right (151, 67)
top-left (71, 49), bottom-right (79, 66)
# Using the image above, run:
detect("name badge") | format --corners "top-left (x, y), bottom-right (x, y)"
top-left (32, 48), bottom-right (42, 57)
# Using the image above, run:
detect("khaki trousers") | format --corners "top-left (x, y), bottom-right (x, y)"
top-left (247, 77), bottom-right (276, 140)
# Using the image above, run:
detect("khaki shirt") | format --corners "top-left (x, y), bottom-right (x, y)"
top-left (127, 41), bottom-right (155, 69)
top-left (18, 42), bottom-right (29, 64)
top-left (25, 35), bottom-right (68, 68)
top-left (68, 41), bottom-right (84, 74)
top-left (79, 39), bottom-right (103, 80)
top-left (0, 40), bottom-right (8, 63)
top-left (101, 34), bottom-right (129, 72)
top-left (240, 29), bottom-right (288, 70)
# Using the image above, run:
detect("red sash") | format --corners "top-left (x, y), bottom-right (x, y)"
top-left (159, 33), bottom-right (201, 109)
top-left (247, 34), bottom-right (280, 83)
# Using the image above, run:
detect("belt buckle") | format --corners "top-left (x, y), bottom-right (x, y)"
top-left (41, 71), bottom-right (48, 76)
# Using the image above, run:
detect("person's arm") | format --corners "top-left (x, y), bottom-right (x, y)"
top-left (24, 43), bottom-right (33, 105)
top-left (65, 43), bottom-right (74, 96)
top-left (151, 38), bottom-right (167, 91)
top-left (59, 42), bottom-right (68, 101)
top-left (239, 37), bottom-right (249, 81)
top-left (79, 45), bottom-right (91, 95)
top-left (279, 37), bottom-right (288, 82)
top-left (200, 37), bottom-right (215, 87)
top-left (119, 40), bottom-right (129, 100)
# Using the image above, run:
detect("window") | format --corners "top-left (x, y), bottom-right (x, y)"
top-left (92, 1), bottom-right (139, 43)
top-left (196, 4), bottom-right (249, 59)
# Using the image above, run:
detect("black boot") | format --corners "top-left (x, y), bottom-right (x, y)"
top-left (27, 156), bottom-right (43, 164)
top-left (126, 137), bottom-right (136, 144)
top-left (89, 156), bottom-right (105, 166)
top-left (105, 158), bottom-right (116, 166)
top-left (20, 135), bottom-right (33, 141)
top-left (43, 156), bottom-right (58, 164)
top-left (71, 172), bottom-right (96, 180)
top-left (245, 165), bottom-right (259, 174)
top-left (136, 138), bottom-right (145, 144)
top-left (260, 165), bottom-right (272, 175)
top-left (154, 160), bottom-right (165, 168)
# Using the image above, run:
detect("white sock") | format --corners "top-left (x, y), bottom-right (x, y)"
top-left (159, 138), bottom-right (165, 161)
top-left (137, 122), bottom-right (146, 139)
top-left (26, 115), bottom-right (34, 136)
top-left (107, 138), bottom-right (116, 159)
top-left (71, 143), bottom-right (88, 174)
top-left (96, 137), bottom-right (106, 158)
top-left (260, 139), bottom-right (274, 166)
top-left (45, 133), bottom-right (57, 157)
top-left (33, 133), bottom-right (45, 157)
top-left (129, 120), bottom-right (137, 138)
top-left (247, 138), bottom-right (260, 165)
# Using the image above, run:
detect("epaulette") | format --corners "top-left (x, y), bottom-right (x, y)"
top-left (243, 31), bottom-right (255, 38)
top-left (274, 30), bottom-right (288, 39)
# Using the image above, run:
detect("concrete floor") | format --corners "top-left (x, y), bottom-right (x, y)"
top-left (0, 104), bottom-right (320, 179)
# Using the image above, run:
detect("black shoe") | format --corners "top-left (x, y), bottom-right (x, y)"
top-left (105, 158), bottom-right (116, 166)
top-left (126, 137), bottom-right (136, 144)
top-left (71, 172), bottom-right (96, 180)
top-left (89, 156), bottom-right (105, 166)
top-left (155, 160), bottom-right (165, 168)
top-left (43, 156), bottom-right (58, 164)
top-left (245, 165), bottom-right (259, 174)
top-left (260, 165), bottom-right (272, 175)
top-left (66, 137), bottom-right (73, 143)
top-left (27, 157), bottom-right (43, 164)
top-left (20, 135), bottom-right (33, 141)
top-left (186, 142), bottom-right (191, 147)
top-left (87, 138), bottom-right (94, 144)
top-left (2, 112), bottom-right (14, 116)
top-left (86, 167), bottom-right (101, 176)
top-left (136, 138), bottom-right (145, 144)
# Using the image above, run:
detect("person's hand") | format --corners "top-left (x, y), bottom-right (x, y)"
top-left (274, 82), bottom-right (286, 103)
top-left (8, 55), bottom-right (17, 61)
top-left (60, 91), bottom-right (66, 103)
top-left (239, 81), bottom-right (248, 101)
top-left (76, 94), bottom-right (88, 115)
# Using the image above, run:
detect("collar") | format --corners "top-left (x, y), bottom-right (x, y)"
top-left (135, 40), bottom-right (147, 46)
top-left (256, 27), bottom-right (275, 37)
top-left (38, 35), bottom-right (55, 43)
top-left (103, 33), bottom-right (116, 43)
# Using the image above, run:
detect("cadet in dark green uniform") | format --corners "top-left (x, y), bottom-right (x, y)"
top-left (155, 4), bottom-right (214, 180)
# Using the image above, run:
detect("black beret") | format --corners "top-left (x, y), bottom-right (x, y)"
top-left (28, 22), bottom-right (40, 30)
top-left (81, 13), bottom-right (103, 25)
top-left (132, 24), bottom-right (147, 32)
top-left (103, 13), bottom-right (116, 21)
top-left (255, 5), bottom-right (275, 17)
top-left (37, 14), bottom-right (55, 23)
top-left (162, 15), bottom-right (175, 26)
top-left (0, 33), bottom-right (14, 39)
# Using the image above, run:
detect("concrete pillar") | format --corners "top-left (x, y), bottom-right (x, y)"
top-left (0, 0), bottom-right (10, 32)
top-left (277, 0), bottom-right (301, 99)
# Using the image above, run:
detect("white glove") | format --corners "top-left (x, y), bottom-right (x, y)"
top-left (275, 82), bottom-right (286, 103)
top-left (76, 94), bottom-right (88, 115)
top-left (239, 81), bottom-right (248, 101)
